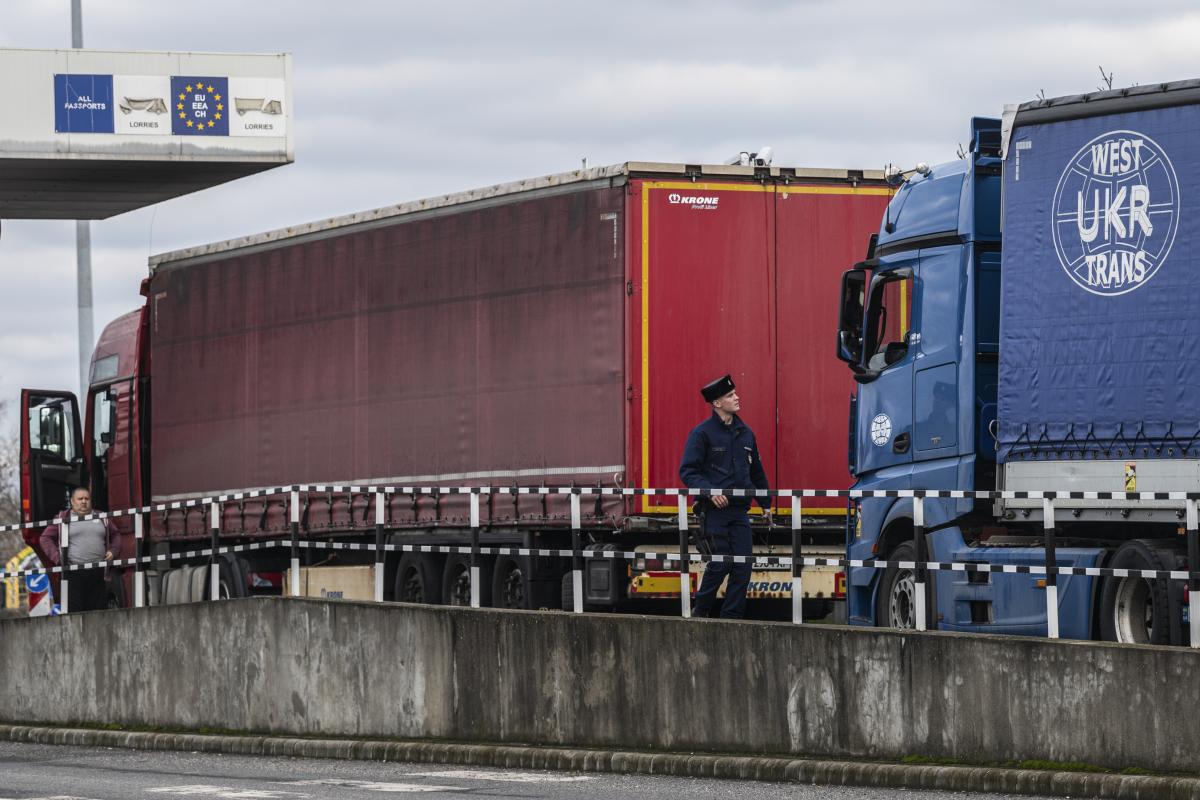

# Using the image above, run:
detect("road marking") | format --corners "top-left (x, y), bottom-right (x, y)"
top-left (406, 770), bottom-right (594, 783)
top-left (149, 787), bottom-right (308, 799)
top-left (286, 780), bottom-right (460, 793)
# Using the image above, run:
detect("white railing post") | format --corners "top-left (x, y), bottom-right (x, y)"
top-left (470, 491), bottom-right (481, 609)
top-left (570, 492), bottom-right (584, 613)
top-left (374, 490), bottom-right (386, 603)
top-left (210, 500), bottom-right (221, 601)
top-left (289, 489), bottom-right (301, 598)
top-left (912, 496), bottom-right (926, 632)
top-left (1187, 498), bottom-right (1199, 649)
top-left (1044, 496), bottom-right (1059, 640)
top-left (60, 516), bottom-right (71, 615)
top-left (134, 511), bottom-right (145, 608)
top-left (677, 494), bottom-right (691, 619)
top-left (791, 493), bottom-right (803, 625)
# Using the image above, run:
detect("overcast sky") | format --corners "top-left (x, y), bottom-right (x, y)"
top-left (2, 0), bottom-right (1199, 437)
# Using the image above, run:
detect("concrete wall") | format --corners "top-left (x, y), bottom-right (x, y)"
top-left (0, 598), bottom-right (1195, 772)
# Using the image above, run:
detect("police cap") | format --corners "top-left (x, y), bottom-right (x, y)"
top-left (701, 374), bottom-right (735, 403)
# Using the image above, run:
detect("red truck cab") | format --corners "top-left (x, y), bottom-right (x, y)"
top-left (20, 308), bottom-right (147, 569)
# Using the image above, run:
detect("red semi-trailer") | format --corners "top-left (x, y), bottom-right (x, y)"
top-left (20, 162), bottom-right (889, 612)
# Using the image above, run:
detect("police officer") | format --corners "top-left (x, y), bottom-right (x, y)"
top-left (679, 374), bottom-right (771, 619)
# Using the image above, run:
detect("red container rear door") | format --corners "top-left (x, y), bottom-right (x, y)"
top-left (629, 180), bottom-right (891, 513)
top-left (775, 185), bottom-right (892, 505)
top-left (631, 181), bottom-right (778, 512)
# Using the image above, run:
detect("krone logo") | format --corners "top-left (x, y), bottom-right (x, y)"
top-left (667, 192), bottom-right (720, 210)
top-left (1052, 129), bottom-right (1180, 297)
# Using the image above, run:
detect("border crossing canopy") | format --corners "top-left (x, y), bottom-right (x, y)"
top-left (0, 47), bottom-right (293, 219)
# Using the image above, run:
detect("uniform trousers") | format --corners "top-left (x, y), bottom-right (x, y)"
top-left (692, 506), bottom-right (753, 619)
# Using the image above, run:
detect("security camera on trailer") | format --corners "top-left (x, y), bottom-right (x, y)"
top-left (723, 146), bottom-right (774, 167)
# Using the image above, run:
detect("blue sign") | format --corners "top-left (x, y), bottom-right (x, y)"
top-left (54, 73), bottom-right (114, 133)
top-left (171, 76), bottom-right (230, 136)
top-left (25, 572), bottom-right (48, 593)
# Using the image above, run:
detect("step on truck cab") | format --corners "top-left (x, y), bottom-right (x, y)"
top-left (838, 81), bottom-right (1200, 645)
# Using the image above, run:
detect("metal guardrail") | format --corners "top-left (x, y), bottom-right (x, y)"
top-left (2, 484), bottom-right (1199, 648)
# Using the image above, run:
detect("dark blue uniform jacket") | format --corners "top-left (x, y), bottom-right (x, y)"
top-left (679, 412), bottom-right (771, 511)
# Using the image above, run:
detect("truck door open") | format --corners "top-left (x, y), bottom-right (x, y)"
top-left (85, 379), bottom-right (138, 515)
top-left (20, 390), bottom-right (85, 529)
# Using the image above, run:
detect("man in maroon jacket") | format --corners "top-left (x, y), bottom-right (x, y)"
top-left (39, 487), bottom-right (116, 612)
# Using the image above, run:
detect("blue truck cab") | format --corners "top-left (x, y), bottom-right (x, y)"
top-left (837, 81), bottom-right (1200, 645)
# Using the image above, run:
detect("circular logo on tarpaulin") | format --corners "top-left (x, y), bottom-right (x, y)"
top-left (870, 413), bottom-right (892, 447)
top-left (170, 76), bottom-right (229, 136)
top-left (1052, 129), bottom-right (1180, 297)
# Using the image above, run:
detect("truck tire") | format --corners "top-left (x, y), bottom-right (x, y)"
top-left (219, 557), bottom-right (249, 600)
top-left (394, 553), bottom-right (442, 604)
top-left (186, 560), bottom-right (244, 602)
top-left (442, 554), bottom-right (492, 607)
top-left (492, 555), bottom-right (530, 609)
top-left (874, 542), bottom-right (929, 630)
top-left (1099, 540), bottom-right (1179, 645)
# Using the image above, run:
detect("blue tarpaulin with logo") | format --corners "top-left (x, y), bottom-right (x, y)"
top-left (998, 100), bottom-right (1200, 462)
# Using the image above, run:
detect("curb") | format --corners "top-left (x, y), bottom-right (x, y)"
top-left (3, 724), bottom-right (1199, 799)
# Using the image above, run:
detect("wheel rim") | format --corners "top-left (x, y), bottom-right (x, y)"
top-left (1113, 577), bottom-right (1153, 644)
top-left (888, 570), bottom-right (916, 630)
top-left (400, 569), bottom-right (424, 603)
top-left (448, 567), bottom-right (471, 606)
top-left (500, 564), bottom-right (524, 608)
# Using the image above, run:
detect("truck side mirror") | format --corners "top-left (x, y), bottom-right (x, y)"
top-left (836, 269), bottom-right (867, 368)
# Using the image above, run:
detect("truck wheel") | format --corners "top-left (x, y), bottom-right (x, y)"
top-left (218, 558), bottom-right (248, 600)
top-left (491, 555), bottom-right (530, 609)
top-left (1099, 540), bottom-right (1177, 645)
top-left (395, 553), bottom-right (442, 604)
top-left (442, 555), bottom-right (492, 607)
top-left (875, 542), bottom-right (925, 630)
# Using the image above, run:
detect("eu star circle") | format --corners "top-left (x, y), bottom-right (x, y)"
top-left (170, 76), bottom-right (230, 136)
top-left (870, 413), bottom-right (892, 447)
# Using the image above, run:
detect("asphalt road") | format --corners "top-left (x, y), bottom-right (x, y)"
top-left (0, 740), bottom-right (1058, 799)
